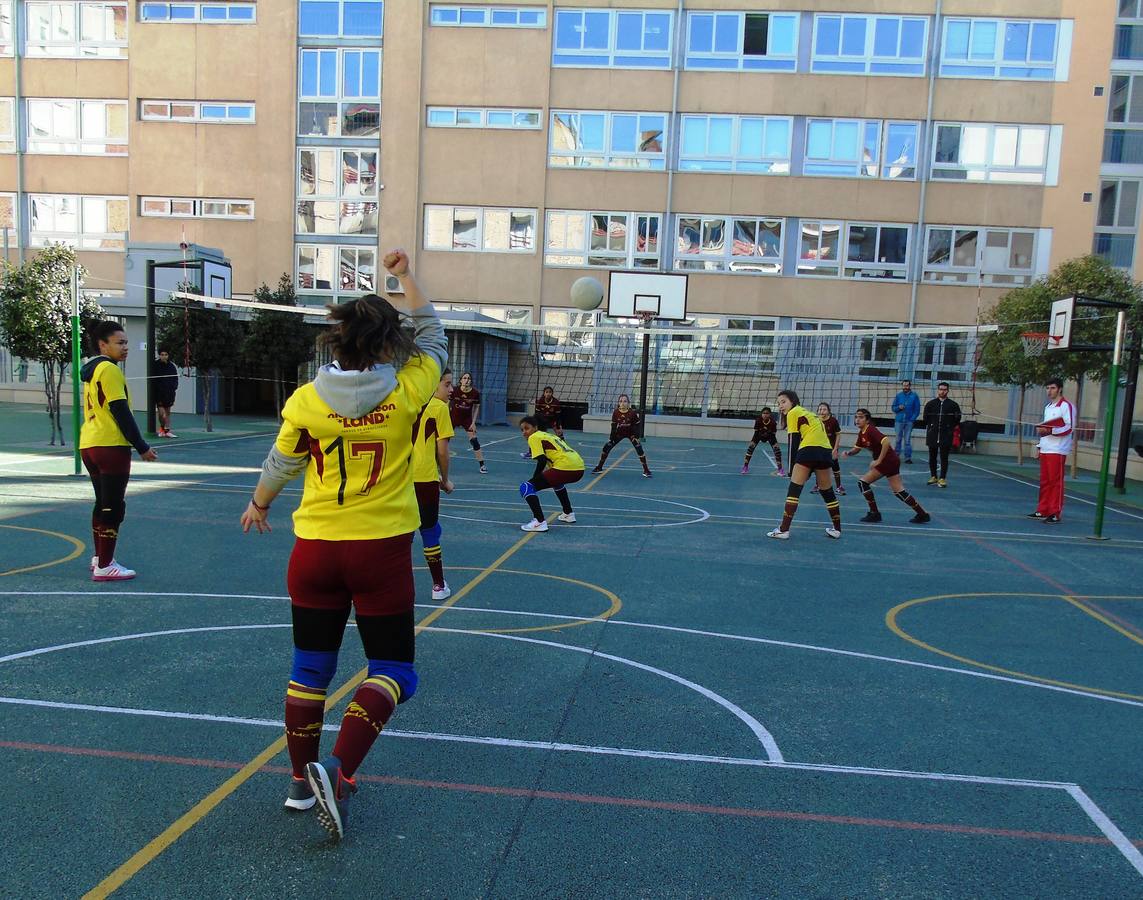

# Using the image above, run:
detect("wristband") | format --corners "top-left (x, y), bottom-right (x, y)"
top-left (250, 498), bottom-right (270, 512)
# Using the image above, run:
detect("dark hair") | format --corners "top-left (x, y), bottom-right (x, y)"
top-left (760, 406), bottom-right (771, 414)
top-left (87, 320), bottom-right (124, 355)
top-left (460, 371), bottom-right (474, 384)
top-left (519, 415), bottom-right (539, 428)
top-left (1047, 377), bottom-right (1064, 390)
top-left (938, 381), bottom-right (950, 390)
top-left (158, 348), bottom-right (169, 355)
top-left (855, 407), bottom-right (872, 419)
top-left (322, 294), bottom-right (418, 371)
top-left (543, 385), bottom-right (554, 392)
top-left (441, 367), bottom-right (452, 377)
top-left (618, 393), bottom-right (630, 402)
top-left (818, 401), bottom-right (832, 414)
top-left (778, 389), bottom-right (800, 407)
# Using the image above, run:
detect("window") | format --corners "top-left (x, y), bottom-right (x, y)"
top-left (426, 107), bottom-right (541, 129)
top-left (1105, 73), bottom-right (1143, 166)
top-left (300, 1), bottom-right (382, 37)
top-left (931, 123), bottom-right (1057, 184)
top-left (27, 99), bottom-right (128, 154)
top-left (430, 5), bottom-right (545, 28)
top-left (797, 221), bottom-right (842, 275)
top-left (0, 97), bottom-right (14, 152)
top-left (298, 47), bottom-right (381, 137)
top-left (852, 324), bottom-right (903, 378)
top-left (549, 111), bottom-right (667, 170)
top-left (424, 205), bottom-right (536, 252)
top-left (437, 302), bottom-right (533, 325)
top-left (29, 194), bottom-right (128, 250)
top-left (0, 192), bottom-right (16, 230)
top-left (940, 18), bottom-right (1068, 81)
top-left (923, 225), bottom-right (1042, 285)
top-left (539, 308), bottom-right (599, 364)
top-left (296, 244), bottom-right (376, 295)
top-left (674, 215), bottom-right (783, 274)
top-left (0, 2), bottom-right (13, 55)
top-left (803, 119), bottom-right (918, 180)
top-left (297, 148), bottom-right (378, 236)
top-left (811, 15), bottom-right (928, 75)
top-left (140, 197), bottom-right (254, 218)
top-left (679, 115), bottom-right (791, 174)
top-left (1116, 0), bottom-right (1143, 61)
top-left (25, 2), bottom-right (127, 57)
top-left (544, 210), bottom-right (660, 268)
top-left (685, 11), bottom-right (797, 71)
top-left (724, 318), bottom-right (777, 365)
top-left (552, 8), bottom-right (673, 69)
top-left (139, 3), bottom-right (255, 22)
top-left (916, 331), bottom-right (975, 383)
top-left (1093, 179), bottom-right (1140, 270)
top-left (843, 223), bottom-right (910, 280)
top-left (140, 100), bottom-right (255, 123)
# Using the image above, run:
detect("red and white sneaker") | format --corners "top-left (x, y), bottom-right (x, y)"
top-left (165, 430), bottom-right (178, 438)
top-left (92, 561), bottom-right (136, 582)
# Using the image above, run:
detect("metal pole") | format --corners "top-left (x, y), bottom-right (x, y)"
top-left (70, 267), bottom-right (82, 476)
top-left (1091, 311), bottom-right (1126, 541)
top-left (145, 261), bottom-right (157, 436)
top-left (638, 321), bottom-right (651, 439)
top-left (1113, 325), bottom-right (1140, 492)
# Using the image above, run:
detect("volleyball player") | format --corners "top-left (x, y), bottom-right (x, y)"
top-left (767, 390), bottom-right (843, 540)
top-left (518, 415), bottom-right (585, 531)
top-left (811, 402), bottom-right (846, 495)
top-left (741, 406), bottom-right (783, 475)
top-left (414, 369), bottom-right (456, 601)
top-left (533, 386), bottom-right (564, 437)
top-left (590, 394), bottom-right (652, 477)
top-left (843, 408), bottom-right (930, 524)
top-left (240, 249), bottom-right (447, 841)
top-left (450, 371), bottom-right (486, 474)
top-left (80, 321), bottom-right (159, 581)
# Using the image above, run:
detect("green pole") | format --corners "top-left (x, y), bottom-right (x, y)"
top-left (1090, 311), bottom-right (1126, 541)
top-left (70, 266), bottom-right (81, 476)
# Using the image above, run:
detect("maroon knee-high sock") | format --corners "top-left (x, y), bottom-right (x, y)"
top-left (331, 676), bottom-right (399, 778)
top-left (284, 681), bottom-right (326, 778)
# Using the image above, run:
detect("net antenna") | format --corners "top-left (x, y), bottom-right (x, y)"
top-left (605, 272), bottom-right (688, 436)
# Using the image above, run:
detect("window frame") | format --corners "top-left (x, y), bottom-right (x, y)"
top-left (25, 1), bottom-right (128, 57)
top-left (802, 118), bottom-right (919, 181)
top-left (842, 222), bottom-right (911, 281)
top-left (139, 99), bottom-right (255, 124)
top-left (1093, 178), bottom-right (1140, 270)
top-left (930, 121), bottom-right (1054, 184)
top-left (28, 193), bottom-right (128, 250)
top-left (429, 5), bottom-right (545, 28)
top-left (426, 106), bottom-right (542, 129)
top-left (298, 46), bottom-right (381, 137)
top-left (0, 1), bottom-right (14, 56)
top-left (940, 17), bottom-right (1064, 81)
top-left (140, 196), bottom-right (255, 219)
top-left (0, 96), bottom-right (15, 152)
top-left (295, 243), bottom-right (377, 296)
top-left (684, 11), bottom-right (798, 71)
top-left (552, 8), bottom-right (674, 69)
top-left (26, 98), bottom-right (129, 155)
top-left (673, 214), bottom-right (785, 275)
top-left (138, 2), bottom-right (256, 23)
top-left (678, 114), bottom-right (792, 174)
top-left (548, 109), bottom-right (668, 171)
top-left (922, 224), bottom-right (1040, 285)
top-left (543, 209), bottom-right (662, 269)
top-left (810, 14), bottom-right (929, 76)
top-left (298, 0), bottom-right (383, 38)
top-left (296, 147), bottom-right (379, 237)
top-left (423, 205), bottom-right (538, 253)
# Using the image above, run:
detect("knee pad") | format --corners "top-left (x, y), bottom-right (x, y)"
top-left (786, 481), bottom-right (805, 499)
top-left (469, 437), bottom-right (481, 451)
top-left (367, 659), bottom-right (418, 703)
top-left (98, 501), bottom-right (126, 527)
top-left (857, 480), bottom-right (871, 494)
top-left (419, 521), bottom-right (442, 547)
top-left (290, 648), bottom-right (338, 690)
top-left (519, 480), bottom-right (538, 498)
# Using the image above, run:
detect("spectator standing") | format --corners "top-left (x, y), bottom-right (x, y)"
top-left (923, 382), bottom-right (961, 488)
top-left (1028, 377), bottom-right (1074, 524)
top-left (153, 349), bottom-right (180, 438)
top-left (891, 379), bottom-right (920, 464)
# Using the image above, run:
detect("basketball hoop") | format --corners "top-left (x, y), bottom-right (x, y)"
top-left (1020, 332), bottom-right (1049, 357)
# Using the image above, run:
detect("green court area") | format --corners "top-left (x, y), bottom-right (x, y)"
top-left (1, 405), bottom-right (1142, 897)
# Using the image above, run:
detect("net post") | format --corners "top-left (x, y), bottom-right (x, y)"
top-left (637, 313), bottom-right (651, 438)
top-left (1090, 311), bottom-right (1126, 541)
top-left (1113, 325), bottom-right (1141, 493)
top-left (70, 265), bottom-right (82, 476)
top-left (145, 260), bottom-right (157, 437)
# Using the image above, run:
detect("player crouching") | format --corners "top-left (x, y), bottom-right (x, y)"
top-left (843, 408), bottom-right (930, 525)
top-left (518, 416), bottom-right (584, 531)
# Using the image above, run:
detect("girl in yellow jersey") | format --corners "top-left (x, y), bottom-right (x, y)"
top-left (240, 249), bottom-right (447, 841)
top-left (518, 416), bottom-right (585, 532)
top-left (80, 321), bottom-right (158, 582)
top-left (767, 389), bottom-right (843, 540)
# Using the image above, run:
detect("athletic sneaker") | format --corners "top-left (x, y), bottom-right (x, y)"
top-left (92, 561), bottom-right (136, 582)
top-left (825, 527), bottom-right (842, 539)
top-left (904, 458), bottom-right (913, 464)
top-left (305, 756), bottom-right (356, 841)
top-left (739, 465), bottom-right (749, 475)
top-left (910, 512), bottom-right (931, 524)
top-left (520, 519), bottom-right (548, 532)
top-left (591, 466), bottom-right (604, 474)
top-left (938, 478), bottom-right (948, 488)
top-left (1026, 511), bottom-right (1046, 519)
top-left (1044, 514), bottom-right (1061, 524)
top-left (520, 451), bottom-right (530, 459)
top-left (285, 776), bottom-right (315, 811)
top-left (927, 476), bottom-right (939, 485)
top-left (479, 464), bottom-right (488, 474)
top-left (810, 485), bottom-right (820, 494)
top-left (766, 528), bottom-right (789, 540)
top-left (557, 512), bottom-right (576, 524)
top-left (431, 582), bottom-right (451, 601)
top-left (770, 468), bottom-right (786, 477)
top-left (859, 511), bottom-right (882, 523)
top-left (165, 430), bottom-right (178, 438)
top-left (836, 485), bottom-right (846, 496)
top-left (642, 471), bottom-right (653, 478)
top-left (90, 555), bottom-right (98, 571)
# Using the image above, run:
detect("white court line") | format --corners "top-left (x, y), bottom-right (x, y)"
top-left (1066, 785), bottom-right (1143, 877)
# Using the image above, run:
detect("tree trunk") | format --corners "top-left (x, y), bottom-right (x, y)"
top-left (42, 361), bottom-right (57, 445)
top-left (203, 373), bottom-right (214, 432)
top-left (54, 362), bottom-right (66, 445)
top-left (1015, 386), bottom-right (1025, 466)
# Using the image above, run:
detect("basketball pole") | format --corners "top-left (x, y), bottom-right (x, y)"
top-left (70, 266), bottom-right (82, 476)
top-left (1113, 324), bottom-right (1140, 492)
top-left (1090, 310), bottom-right (1126, 541)
top-left (637, 313), bottom-right (651, 439)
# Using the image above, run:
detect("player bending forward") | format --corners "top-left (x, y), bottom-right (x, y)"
top-left (519, 416), bottom-right (585, 531)
top-left (843, 409), bottom-right (930, 525)
top-left (767, 390), bottom-right (843, 540)
top-left (741, 406), bottom-right (784, 476)
top-left (591, 394), bottom-right (652, 477)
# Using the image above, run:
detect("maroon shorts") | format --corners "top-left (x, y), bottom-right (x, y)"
top-left (542, 468), bottom-right (583, 489)
top-left (414, 480), bottom-right (440, 529)
top-left (287, 533), bottom-right (414, 616)
top-left (81, 446), bottom-right (132, 477)
top-left (874, 453), bottom-right (901, 478)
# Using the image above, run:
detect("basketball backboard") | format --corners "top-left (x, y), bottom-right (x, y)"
top-left (1049, 296), bottom-right (1073, 350)
top-left (607, 271), bottom-right (688, 320)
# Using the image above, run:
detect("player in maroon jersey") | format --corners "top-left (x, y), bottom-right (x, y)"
top-left (843, 408), bottom-right (929, 524)
top-left (533, 386), bottom-right (564, 437)
top-left (591, 394), bottom-right (652, 477)
top-left (741, 406), bottom-right (784, 476)
top-left (450, 371), bottom-right (486, 474)
top-left (811, 402), bottom-right (846, 495)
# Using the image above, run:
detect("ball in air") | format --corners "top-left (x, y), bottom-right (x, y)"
top-left (570, 276), bottom-right (605, 311)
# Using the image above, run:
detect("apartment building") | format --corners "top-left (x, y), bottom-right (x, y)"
top-left (0, 1), bottom-right (1121, 400)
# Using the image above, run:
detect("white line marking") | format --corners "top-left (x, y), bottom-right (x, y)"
top-left (0, 624), bottom-right (287, 664)
top-left (1066, 785), bottom-right (1143, 877)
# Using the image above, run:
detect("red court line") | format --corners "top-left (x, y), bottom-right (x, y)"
top-left (3, 739), bottom-right (1141, 848)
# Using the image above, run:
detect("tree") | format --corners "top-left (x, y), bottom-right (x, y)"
top-left (977, 255), bottom-right (1142, 463)
top-left (241, 275), bottom-right (321, 418)
top-left (0, 245), bottom-right (102, 445)
top-left (156, 290), bottom-right (246, 432)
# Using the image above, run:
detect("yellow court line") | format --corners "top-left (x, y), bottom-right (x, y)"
top-left (0, 524), bottom-right (85, 577)
top-left (885, 593), bottom-right (1143, 703)
top-left (85, 448), bottom-right (627, 897)
top-left (1059, 595), bottom-right (1143, 649)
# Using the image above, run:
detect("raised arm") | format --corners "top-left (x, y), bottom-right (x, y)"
top-left (382, 249), bottom-right (447, 374)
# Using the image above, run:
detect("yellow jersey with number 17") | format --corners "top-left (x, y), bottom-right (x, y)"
top-left (80, 359), bottom-right (131, 449)
top-left (527, 430), bottom-right (584, 472)
top-left (411, 396), bottom-right (455, 484)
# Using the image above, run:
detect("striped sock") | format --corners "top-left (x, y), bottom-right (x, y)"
top-left (820, 487), bottom-right (842, 531)
top-left (780, 481), bottom-right (805, 531)
top-left (284, 680), bottom-right (327, 778)
top-left (423, 544), bottom-right (444, 586)
top-left (332, 675), bottom-right (399, 778)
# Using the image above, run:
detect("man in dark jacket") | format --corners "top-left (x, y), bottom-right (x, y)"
top-left (153, 349), bottom-right (180, 438)
top-left (923, 382), bottom-right (961, 487)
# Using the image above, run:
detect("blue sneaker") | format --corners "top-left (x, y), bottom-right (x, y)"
top-left (305, 756), bottom-right (356, 841)
top-left (284, 776), bottom-right (315, 811)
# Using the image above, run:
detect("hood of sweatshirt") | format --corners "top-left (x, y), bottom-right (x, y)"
top-left (80, 356), bottom-right (111, 383)
top-left (313, 362), bottom-right (398, 419)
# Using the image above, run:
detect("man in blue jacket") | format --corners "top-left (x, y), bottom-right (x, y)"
top-left (891, 379), bottom-right (920, 464)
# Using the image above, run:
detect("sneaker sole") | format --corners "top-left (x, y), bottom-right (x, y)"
top-left (305, 763), bottom-right (344, 841)
top-left (92, 572), bottom-right (136, 582)
top-left (431, 589), bottom-right (451, 600)
top-left (284, 795), bottom-right (316, 811)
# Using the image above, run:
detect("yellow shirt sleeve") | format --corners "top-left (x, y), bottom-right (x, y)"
top-left (527, 431), bottom-right (545, 459)
top-left (433, 399), bottom-right (455, 441)
top-left (275, 392), bottom-right (313, 458)
top-left (396, 353), bottom-right (442, 414)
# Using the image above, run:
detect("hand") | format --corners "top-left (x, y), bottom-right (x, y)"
top-left (441, 478), bottom-right (454, 494)
top-left (832, 449), bottom-right (839, 459)
top-left (1035, 426), bottom-right (1050, 436)
top-left (140, 448), bottom-right (158, 461)
top-left (382, 249), bottom-right (410, 277)
top-left (466, 427), bottom-right (476, 438)
top-left (241, 502), bottom-right (271, 534)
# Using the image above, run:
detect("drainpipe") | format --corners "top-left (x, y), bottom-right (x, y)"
top-left (14, 2), bottom-right (25, 263)
top-left (908, 0), bottom-right (942, 326)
